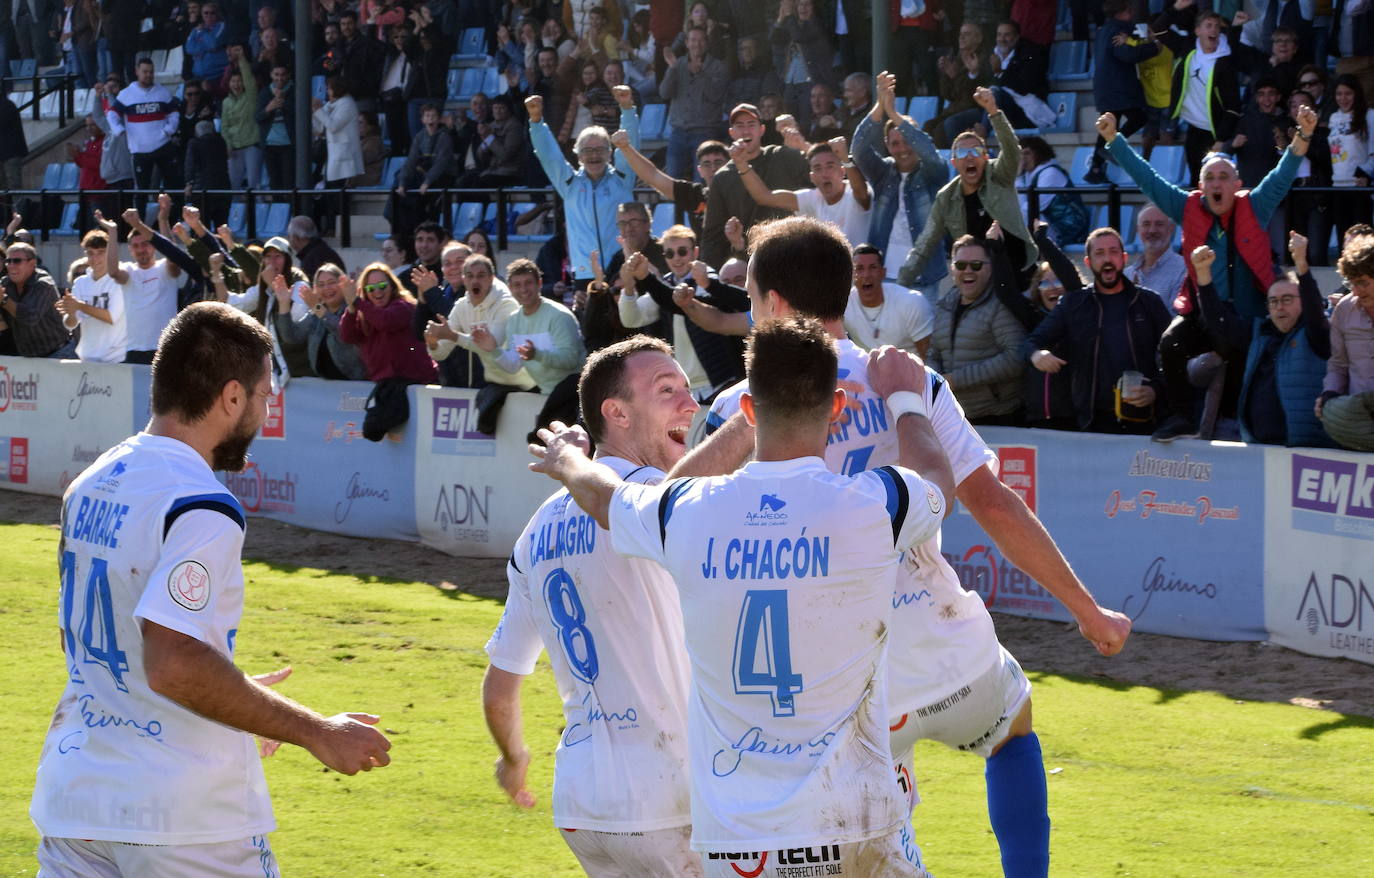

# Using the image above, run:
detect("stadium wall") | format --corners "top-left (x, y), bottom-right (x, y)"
top-left (2, 356), bottom-right (1370, 666)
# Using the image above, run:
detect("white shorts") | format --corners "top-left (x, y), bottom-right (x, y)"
top-left (37, 835), bottom-right (278, 878)
top-left (889, 646), bottom-right (1032, 761)
top-left (560, 825), bottom-right (702, 877)
top-left (700, 826), bottom-right (931, 878)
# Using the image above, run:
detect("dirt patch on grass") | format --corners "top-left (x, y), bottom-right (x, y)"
top-left (6, 487), bottom-right (1368, 718)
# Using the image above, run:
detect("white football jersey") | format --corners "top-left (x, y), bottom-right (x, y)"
top-left (31, 433), bottom-right (274, 844)
top-left (609, 457), bottom-right (945, 852)
top-left (706, 337), bottom-right (1002, 713)
top-left (124, 260), bottom-right (183, 351)
top-left (486, 457), bottom-right (692, 833)
top-left (70, 271), bottom-right (129, 364)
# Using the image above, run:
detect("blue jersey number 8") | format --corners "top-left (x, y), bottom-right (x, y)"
top-left (543, 568), bottom-right (599, 684)
top-left (733, 589), bottom-right (804, 717)
top-left (60, 550), bottom-right (130, 692)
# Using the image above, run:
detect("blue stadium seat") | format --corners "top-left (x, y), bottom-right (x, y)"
top-left (1149, 145), bottom-right (1188, 186)
top-left (454, 27), bottom-right (488, 64)
top-left (452, 202), bottom-right (483, 234)
top-left (651, 201), bottom-right (674, 237)
top-left (52, 202), bottom-right (80, 237)
top-left (1068, 145), bottom-right (1107, 187)
top-left (41, 162), bottom-right (62, 189)
top-left (59, 163), bottom-right (79, 189)
top-left (907, 96), bottom-right (940, 126)
top-left (9, 58), bottom-right (35, 78)
top-left (1062, 205), bottom-right (1109, 254)
top-left (254, 203), bottom-right (271, 237)
top-left (162, 46), bottom-right (183, 78)
top-left (311, 75), bottom-right (327, 102)
top-left (1041, 92), bottom-right (1077, 134)
top-left (506, 202), bottom-right (553, 243)
top-left (261, 203), bottom-right (289, 238)
top-left (481, 67), bottom-right (500, 96)
top-left (1049, 41), bottom-right (1090, 81)
top-left (454, 68), bottom-right (483, 102)
top-left (480, 202), bottom-right (498, 232)
top-left (639, 103), bottom-right (666, 140)
top-left (383, 156), bottom-right (406, 188)
top-left (227, 202), bottom-right (248, 239)
top-left (446, 68), bottom-right (464, 100)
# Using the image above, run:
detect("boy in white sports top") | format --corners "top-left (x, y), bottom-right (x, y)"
top-left (530, 317), bottom-right (956, 878)
top-left (58, 214), bottom-right (129, 364)
top-left (483, 335), bottom-right (704, 876)
top-left (31, 302), bottom-right (392, 878)
top-left (685, 216), bottom-right (1133, 878)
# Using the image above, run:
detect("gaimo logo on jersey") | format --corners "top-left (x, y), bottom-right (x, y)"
top-left (431, 398), bottom-right (494, 457)
top-left (0, 364), bottom-right (40, 412)
top-left (223, 462), bottom-right (297, 513)
top-left (1291, 454), bottom-right (1374, 541)
top-left (944, 544), bottom-right (1055, 614)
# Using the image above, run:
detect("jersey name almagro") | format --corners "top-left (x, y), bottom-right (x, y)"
top-left (487, 457), bottom-right (692, 832)
top-left (609, 457), bottom-right (944, 852)
top-left (31, 433), bottom-right (274, 844)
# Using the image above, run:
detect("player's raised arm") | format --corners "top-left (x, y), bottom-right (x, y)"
top-left (528, 421), bottom-right (622, 528)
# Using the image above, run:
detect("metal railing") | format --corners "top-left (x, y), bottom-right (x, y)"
top-left (3, 72), bottom-right (78, 125)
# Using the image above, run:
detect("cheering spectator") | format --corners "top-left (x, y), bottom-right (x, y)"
top-left (726, 36), bottom-right (781, 110)
top-left (926, 22), bottom-right (994, 148)
top-left (253, 27), bottom-right (294, 93)
top-left (66, 115), bottom-right (108, 192)
top-left (843, 243), bottom-right (933, 356)
top-left (118, 207), bottom-right (188, 364)
top-left (390, 104), bottom-right (456, 238)
top-left (928, 232), bottom-right (1029, 425)
top-left (1237, 26), bottom-right (1302, 96)
top-left (340, 262), bottom-right (437, 440)
top-left (612, 131), bottom-right (726, 240)
top-left (1318, 234), bottom-right (1374, 450)
top-left (256, 63), bottom-right (298, 190)
top-left (1226, 78), bottom-right (1288, 204)
top-left (60, 217), bottom-right (129, 364)
top-left (700, 103), bottom-right (808, 267)
top-left (276, 264), bottom-right (367, 381)
top-left (771, 0), bottom-right (833, 129)
top-left (672, 1), bottom-right (732, 61)
top-left (0, 241), bottom-right (68, 357)
top-left (731, 135), bottom-right (871, 247)
top-left (1126, 205), bottom-right (1188, 312)
top-left (484, 258), bottom-right (586, 442)
top-left (1025, 227), bottom-right (1171, 433)
top-left (901, 89), bottom-right (1039, 291)
top-left (185, 1), bottom-right (229, 85)
top-left (412, 241), bottom-right (471, 386)
top-left (338, 10), bottom-right (387, 112)
top-left (312, 75), bottom-right (365, 227)
top-left (659, 26), bottom-right (729, 179)
top-left (289, 216), bottom-right (346, 281)
top-left (1283, 90), bottom-right (1334, 266)
top-left (574, 5), bottom-right (621, 64)
top-left (1236, 233), bottom-right (1334, 447)
top-left (1327, 74), bottom-right (1374, 241)
top-left (221, 48), bottom-right (262, 191)
top-left (986, 20), bottom-right (1052, 130)
top-left (1153, 3), bottom-right (1250, 178)
top-left (108, 58), bottom-right (182, 192)
top-left (802, 83), bottom-right (842, 142)
top-left (1087, 0), bottom-right (1161, 184)
top-left (528, 86), bottom-right (639, 289)
top-left (398, 221), bottom-right (448, 294)
top-left (456, 94), bottom-right (528, 189)
top-left (359, 0), bottom-right (406, 41)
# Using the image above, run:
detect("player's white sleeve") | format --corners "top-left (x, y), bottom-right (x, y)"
top-left (608, 480), bottom-right (680, 564)
top-left (134, 507), bottom-right (244, 650)
top-left (485, 543), bottom-right (544, 676)
top-left (861, 466), bottom-right (945, 553)
top-left (927, 373), bottom-right (998, 485)
top-left (702, 382), bottom-right (743, 436)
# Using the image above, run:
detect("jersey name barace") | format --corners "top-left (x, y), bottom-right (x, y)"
top-left (65, 495), bottom-right (131, 549)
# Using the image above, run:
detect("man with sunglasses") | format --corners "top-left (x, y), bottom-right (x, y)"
top-left (0, 241), bottom-right (69, 357)
top-left (899, 88), bottom-right (1040, 292)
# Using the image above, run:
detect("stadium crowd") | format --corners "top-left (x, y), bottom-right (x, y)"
top-left (0, 0), bottom-right (1371, 452)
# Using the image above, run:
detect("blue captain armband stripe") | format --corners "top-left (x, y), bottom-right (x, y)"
top-left (930, 372), bottom-right (945, 405)
top-left (164, 492), bottom-right (247, 540)
top-left (873, 466), bottom-right (910, 547)
top-left (657, 478), bottom-right (697, 549)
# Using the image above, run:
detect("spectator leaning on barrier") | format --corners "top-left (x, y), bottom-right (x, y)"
top-left (842, 242), bottom-right (934, 357)
top-left (852, 72), bottom-right (944, 289)
top-left (1232, 233), bottom-right (1334, 447)
top-left (390, 104), bottom-right (456, 238)
top-left (1126, 205), bottom-right (1189, 315)
top-left (528, 85), bottom-right (640, 288)
top-left (1, 242), bottom-right (69, 358)
top-left (900, 88), bottom-right (1039, 292)
top-left (700, 102), bottom-right (809, 268)
top-left (1098, 104), bottom-right (1318, 442)
top-left (1318, 234), bottom-right (1374, 450)
top-left (60, 217), bottom-right (129, 365)
top-left (484, 258), bottom-right (586, 443)
top-left (276, 263), bottom-right (368, 381)
top-left (108, 58), bottom-right (183, 193)
top-left (609, 131), bottom-right (726, 242)
top-left (1025, 227), bottom-right (1172, 434)
top-left (398, 221), bottom-right (448, 295)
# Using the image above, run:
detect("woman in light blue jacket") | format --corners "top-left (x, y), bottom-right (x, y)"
top-left (527, 86), bottom-right (640, 285)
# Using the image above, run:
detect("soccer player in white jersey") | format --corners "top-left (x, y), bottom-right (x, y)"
top-left (483, 335), bottom-right (704, 877)
top-left (58, 214), bottom-right (129, 364)
top-left (530, 317), bottom-right (957, 878)
top-left (31, 302), bottom-right (392, 878)
top-left (685, 216), bottom-right (1133, 878)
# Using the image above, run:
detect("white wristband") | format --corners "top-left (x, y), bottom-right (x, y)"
top-left (886, 390), bottom-right (928, 420)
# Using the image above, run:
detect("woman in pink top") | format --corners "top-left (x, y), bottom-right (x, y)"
top-left (340, 262), bottom-right (437, 383)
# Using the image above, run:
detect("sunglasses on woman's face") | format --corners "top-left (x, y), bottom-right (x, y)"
top-left (363, 281), bottom-right (391, 293)
top-left (954, 260), bottom-right (985, 271)
top-left (667, 246), bottom-right (693, 258)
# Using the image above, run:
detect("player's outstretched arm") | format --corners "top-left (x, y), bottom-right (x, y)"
top-left (482, 666), bottom-right (536, 808)
top-left (528, 421), bottom-right (622, 528)
top-left (143, 622), bottom-right (392, 774)
top-left (867, 346), bottom-right (955, 511)
top-left (667, 410), bottom-right (755, 478)
top-left (955, 468), bottom-right (1132, 655)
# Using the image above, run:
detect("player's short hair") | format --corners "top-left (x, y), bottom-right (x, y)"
top-left (745, 317), bottom-right (838, 423)
top-left (578, 335), bottom-right (675, 443)
top-left (151, 302), bottom-right (273, 422)
top-left (747, 216), bottom-right (852, 322)
top-left (506, 257), bottom-right (541, 284)
top-left (1338, 234), bottom-right (1374, 281)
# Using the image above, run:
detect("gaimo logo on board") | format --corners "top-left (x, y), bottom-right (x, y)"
top-left (0, 364), bottom-right (40, 413)
top-left (1290, 454), bottom-right (1374, 541)
top-left (431, 398), bottom-right (494, 457)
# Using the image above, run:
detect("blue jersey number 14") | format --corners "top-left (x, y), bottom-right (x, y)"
top-left (732, 589), bottom-right (804, 717)
top-left (60, 550), bottom-right (130, 692)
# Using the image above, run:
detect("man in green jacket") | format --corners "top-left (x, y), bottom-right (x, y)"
top-left (898, 88), bottom-right (1039, 291)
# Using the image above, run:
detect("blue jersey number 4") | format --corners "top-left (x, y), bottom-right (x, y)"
top-left (60, 550), bottom-right (130, 692)
top-left (543, 568), bottom-right (599, 684)
top-left (732, 589), bottom-right (804, 717)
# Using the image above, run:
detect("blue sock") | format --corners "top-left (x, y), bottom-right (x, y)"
top-left (985, 732), bottom-right (1050, 878)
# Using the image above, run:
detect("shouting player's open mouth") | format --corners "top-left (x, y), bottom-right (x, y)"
top-left (667, 424), bottom-right (690, 446)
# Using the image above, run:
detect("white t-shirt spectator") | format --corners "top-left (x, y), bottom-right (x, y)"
top-left (843, 283), bottom-right (935, 353)
top-left (884, 172), bottom-right (915, 279)
top-left (125, 260), bottom-right (184, 352)
top-left (1327, 109), bottom-right (1374, 186)
top-left (795, 183), bottom-right (872, 249)
top-left (70, 271), bottom-right (129, 363)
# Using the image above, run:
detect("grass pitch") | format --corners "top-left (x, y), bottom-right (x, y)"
top-left (1, 520), bottom-right (1371, 877)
